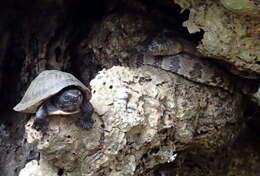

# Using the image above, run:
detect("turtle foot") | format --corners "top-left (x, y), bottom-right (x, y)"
top-left (80, 119), bottom-right (94, 129)
top-left (32, 120), bottom-right (48, 131)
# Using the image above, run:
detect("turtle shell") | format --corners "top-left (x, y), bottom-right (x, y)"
top-left (13, 70), bottom-right (91, 113)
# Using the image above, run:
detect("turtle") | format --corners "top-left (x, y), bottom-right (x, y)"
top-left (13, 70), bottom-right (94, 131)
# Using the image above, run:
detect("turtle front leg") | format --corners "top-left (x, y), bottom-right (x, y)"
top-left (32, 104), bottom-right (48, 131)
top-left (80, 100), bottom-right (94, 129)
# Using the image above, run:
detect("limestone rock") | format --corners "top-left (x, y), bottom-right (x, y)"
top-left (23, 66), bottom-right (244, 175)
top-left (25, 113), bottom-right (103, 172)
top-left (220, 0), bottom-right (260, 16)
top-left (19, 160), bottom-right (57, 176)
top-left (175, 0), bottom-right (260, 77)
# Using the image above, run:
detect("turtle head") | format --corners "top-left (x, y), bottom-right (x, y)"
top-left (54, 87), bottom-right (83, 112)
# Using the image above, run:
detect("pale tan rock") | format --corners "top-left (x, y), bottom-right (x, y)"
top-left (19, 160), bottom-right (57, 176)
top-left (25, 66), bottom-right (244, 175)
top-left (25, 114), bottom-right (103, 172)
top-left (175, 0), bottom-right (260, 76)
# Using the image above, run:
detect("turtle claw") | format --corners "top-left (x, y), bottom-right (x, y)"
top-left (32, 120), bottom-right (48, 131)
top-left (80, 119), bottom-right (94, 129)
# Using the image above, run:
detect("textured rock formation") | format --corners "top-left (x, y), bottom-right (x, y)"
top-left (220, 0), bottom-right (260, 16)
top-left (19, 160), bottom-right (57, 176)
top-left (22, 66), bottom-right (244, 175)
top-left (175, 0), bottom-right (260, 77)
top-left (81, 2), bottom-right (259, 91)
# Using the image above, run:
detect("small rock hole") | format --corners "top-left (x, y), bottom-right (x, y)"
top-left (150, 147), bottom-right (160, 154)
top-left (58, 168), bottom-right (64, 176)
top-left (143, 153), bottom-right (148, 160)
top-left (93, 90), bottom-right (96, 94)
top-left (109, 85), bottom-right (113, 89)
top-left (103, 82), bottom-right (106, 85)
top-left (67, 135), bottom-right (71, 138)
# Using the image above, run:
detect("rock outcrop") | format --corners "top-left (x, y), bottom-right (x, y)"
top-left (175, 0), bottom-right (260, 77)
top-left (21, 66), bottom-right (244, 175)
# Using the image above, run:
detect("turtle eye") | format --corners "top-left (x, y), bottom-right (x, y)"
top-left (64, 95), bottom-right (70, 100)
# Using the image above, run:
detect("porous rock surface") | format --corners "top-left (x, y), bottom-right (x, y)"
top-left (220, 0), bottom-right (260, 16)
top-left (175, 0), bottom-right (260, 77)
top-left (19, 160), bottom-right (57, 176)
top-left (21, 66), bottom-right (244, 175)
